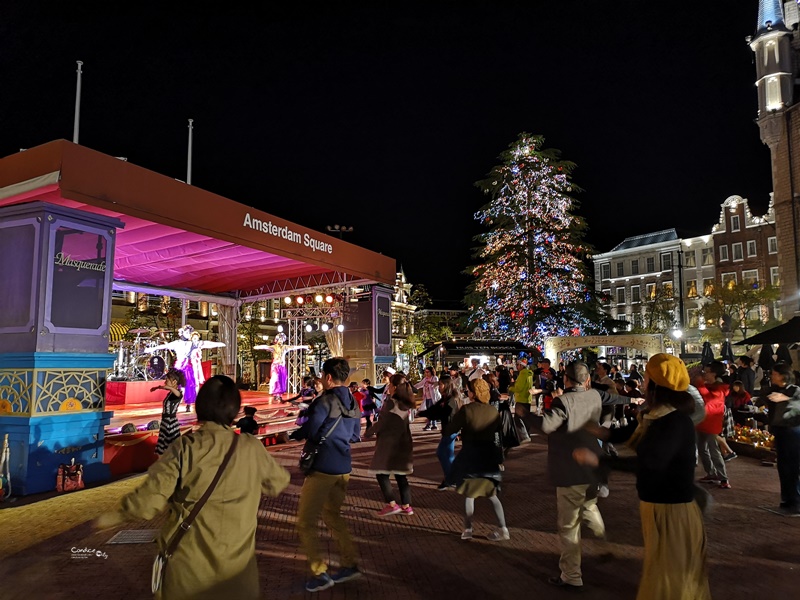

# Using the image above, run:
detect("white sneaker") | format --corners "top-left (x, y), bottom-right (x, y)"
top-left (487, 527), bottom-right (510, 541)
top-left (597, 484), bottom-right (610, 498)
top-left (461, 528), bottom-right (473, 540)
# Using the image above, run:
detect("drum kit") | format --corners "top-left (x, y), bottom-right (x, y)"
top-left (110, 328), bottom-right (175, 381)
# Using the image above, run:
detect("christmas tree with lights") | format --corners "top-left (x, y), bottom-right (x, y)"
top-left (465, 133), bottom-right (602, 349)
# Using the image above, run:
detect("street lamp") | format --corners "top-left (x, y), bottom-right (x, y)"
top-left (326, 224), bottom-right (354, 239)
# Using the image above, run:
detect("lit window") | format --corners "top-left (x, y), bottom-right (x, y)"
top-left (686, 279), bottom-right (698, 298)
top-left (663, 282), bottom-right (673, 298)
top-left (646, 283), bottom-right (656, 300)
top-left (703, 278), bottom-right (715, 296)
top-left (742, 270), bottom-right (759, 286)
top-left (721, 273), bottom-right (737, 289)
top-left (766, 76), bottom-right (782, 111)
top-left (771, 266), bottom-right (780, 286)
top-left (687, 308), bottom-right (699, 329)
top-left (701, 248), bottom-right (714, 266)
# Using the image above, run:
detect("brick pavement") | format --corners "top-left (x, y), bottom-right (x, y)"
top-left (1, 422), bottom-right (799, 600)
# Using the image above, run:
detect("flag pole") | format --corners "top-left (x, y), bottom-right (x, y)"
top-left (187, 119), bottom-right (194, 185)
top-left (73, 61), bottom-right (83, 144)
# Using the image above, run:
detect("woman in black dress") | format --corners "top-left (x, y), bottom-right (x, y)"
top-left (153, 368), bottom-right (186, 455)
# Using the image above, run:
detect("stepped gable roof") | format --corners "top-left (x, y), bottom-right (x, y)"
top-left (610, 229), bottom-right (678, 252)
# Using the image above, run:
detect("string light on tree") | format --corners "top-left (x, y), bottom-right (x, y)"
top-left (465, 133), bottom-right (603, 349)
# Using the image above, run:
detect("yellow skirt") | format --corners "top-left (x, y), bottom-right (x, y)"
top-left (637, 501), bottom-right (711, 600)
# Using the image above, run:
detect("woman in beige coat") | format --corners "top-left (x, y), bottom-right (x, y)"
top-left (96, 376), bottom-right (291, 600)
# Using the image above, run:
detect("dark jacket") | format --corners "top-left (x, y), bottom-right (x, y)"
top-left (738, 366), bottom-right (756, 395)
top-left (292, 385), bottom-right (361, 475)
top-left (635, 409), bottom-right (697, 503)
top-left (754, 384), bottom-right (800, 428)
top-left (417, 393), bottom-right (461, 431)
top-left (236, 415), bottom-right (259, 435)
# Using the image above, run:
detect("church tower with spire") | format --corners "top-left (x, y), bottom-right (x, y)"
top-left (749, 0), bottom-right (800, 317)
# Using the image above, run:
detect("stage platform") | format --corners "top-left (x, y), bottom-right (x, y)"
top-left (103, 390), bottom-right (304, 476)
top-left (106, 389), bottom-right (301, 433)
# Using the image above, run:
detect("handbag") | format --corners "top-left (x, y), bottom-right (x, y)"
top-left (152, 433), bottom-right (239, 593)
top-left (499, 402), bottom-right (521, 449)
top-left (56, 458), bottom-right (85, 493)
top-left (298, 414), bottom-right (344, 475)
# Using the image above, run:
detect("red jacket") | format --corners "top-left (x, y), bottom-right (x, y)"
top-left (695, 381), bottom-right (728, 435)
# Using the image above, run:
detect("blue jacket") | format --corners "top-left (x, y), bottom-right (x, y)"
top-left (293, 386), bottom-right (361, 475)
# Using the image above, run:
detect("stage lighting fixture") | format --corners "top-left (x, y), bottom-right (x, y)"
top-left (296, 296), bottom-right (304, 304)
top-left (325, 294), bottom-right (334, 303)
top-left (321, 323), bottom-right (330, 332)
top-left (337, 324), bottom-right (345, 332)
top-left (284, 296), bottom-right (292, 305)
top-left (305, 324), bottom-right (313, 332)
top-left (315, 294), bottom-right (323, 303)
top-left (277, 325), bottom-right (284, 333)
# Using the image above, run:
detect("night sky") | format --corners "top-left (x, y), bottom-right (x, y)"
top-left (0, 2), bottom-right (775, 303)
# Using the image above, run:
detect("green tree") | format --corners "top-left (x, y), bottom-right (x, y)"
top-left (465, 133), bottom-right (603, 347)
top-left (631, 283), bottom-right (677, 334)
top-left (699, 280), bottom-right (780, 339)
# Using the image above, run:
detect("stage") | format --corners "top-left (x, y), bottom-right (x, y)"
top-left (103, 388), bottom-right (304, 475)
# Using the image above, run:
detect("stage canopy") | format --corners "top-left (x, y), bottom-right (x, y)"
top-left (0, 140), bottom-right (395, 302)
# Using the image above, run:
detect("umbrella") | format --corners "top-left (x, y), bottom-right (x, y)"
top-left (701, 341), bottom-right (714, 366)
top-left (776, 343), bottom-right (793, 366)
top-left (720, 341), bottom-right (735, 364)
top-left (736, 316), bottom-right (800, 345)
top-left (758, 344), bottom-right (776, 371)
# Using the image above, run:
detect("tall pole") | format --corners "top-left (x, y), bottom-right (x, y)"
top-left (187, 119), bottom-right (194, 185)
top-left (676, 249), bottom-right (686, 356)
top-left (72, 61), bottom-right (83, 144)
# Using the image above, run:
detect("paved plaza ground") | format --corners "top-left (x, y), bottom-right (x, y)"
top-left (1, 422), bottom-right (799, 600)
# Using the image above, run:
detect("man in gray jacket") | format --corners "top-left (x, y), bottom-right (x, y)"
top-left (531, 361), bottom-right (629, 591)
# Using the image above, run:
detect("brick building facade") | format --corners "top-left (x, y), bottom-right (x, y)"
top-left (750, 1), bottom-right (800, 317)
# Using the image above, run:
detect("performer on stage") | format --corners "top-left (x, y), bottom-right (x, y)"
top-left (147, 325), bottom-right (226, 412)
top-left (254, 333), bottom-right (309, 401)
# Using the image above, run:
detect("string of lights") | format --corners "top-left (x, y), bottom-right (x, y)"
top-left (467, 133), bottom-right (600, 349)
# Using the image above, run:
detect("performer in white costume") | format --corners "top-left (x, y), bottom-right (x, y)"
top-left (147, 325), bottom-right (225, 412)
top-left (254, 333), bottom-right (309, 400)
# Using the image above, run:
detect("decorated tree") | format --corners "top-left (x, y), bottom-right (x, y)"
top-left (465, 133), bottom-right (603, 349)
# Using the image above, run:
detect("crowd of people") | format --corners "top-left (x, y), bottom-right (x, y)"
top-left (95, 352), bottom-right (800, 599)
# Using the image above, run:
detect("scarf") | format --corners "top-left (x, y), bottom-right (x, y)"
top-left (626, 404), bottom-right (676, 450)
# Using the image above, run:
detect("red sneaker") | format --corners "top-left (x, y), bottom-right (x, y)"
top-left (718, 481), bottom-right (732, 489)
top-left (377, 503), bottom-right (402, 517)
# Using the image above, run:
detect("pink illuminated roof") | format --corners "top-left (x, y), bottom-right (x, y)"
top-left (0, 141), bottom-right (395, 297)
